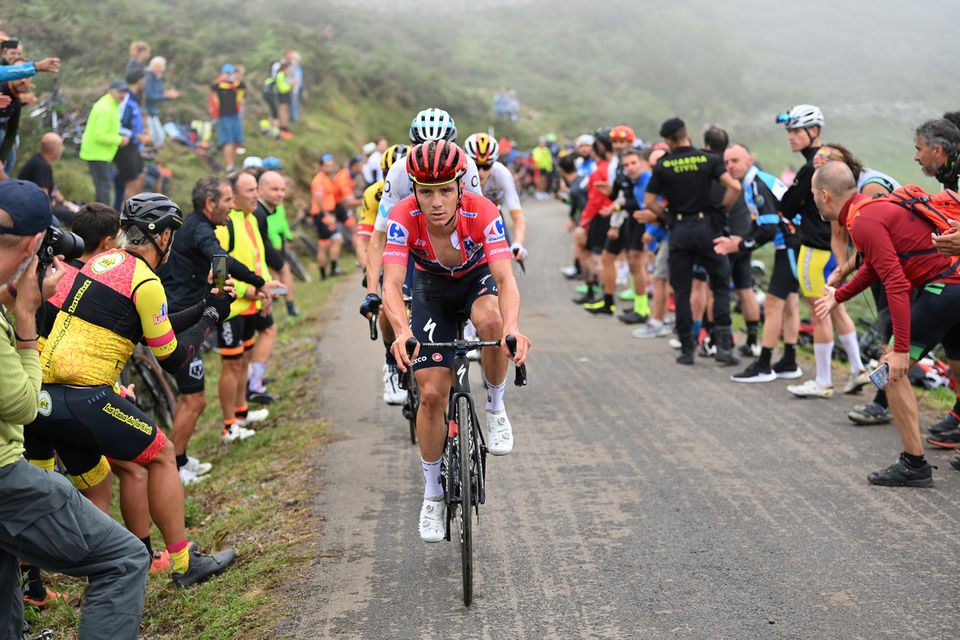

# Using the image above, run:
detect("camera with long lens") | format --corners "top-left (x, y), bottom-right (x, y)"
top-left (38, 225), bottom-right (84, 266)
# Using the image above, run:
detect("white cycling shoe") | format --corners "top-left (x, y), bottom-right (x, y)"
top-left (486, 410), bottom-right (514, 456)
top-left (418, 498), bottom-right (445, 543)
top-left (382, 364), bottom-right (405, 405)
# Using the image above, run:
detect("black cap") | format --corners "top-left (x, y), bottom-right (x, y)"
top-left (659, 117), bottom-right (685, 138)
top-left (108, 79), bottom-right (127, 92)
top-left (0, 180), bottom-right (55, 236)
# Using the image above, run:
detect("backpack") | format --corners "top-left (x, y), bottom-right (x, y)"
top-left (845, 184), bottom-right (960, 279)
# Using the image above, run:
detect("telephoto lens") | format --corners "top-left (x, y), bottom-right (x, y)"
top-left (38, 225), bottom-right (85, 263)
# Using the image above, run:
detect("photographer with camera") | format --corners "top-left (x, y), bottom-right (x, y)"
top-left (0, 180), bottom-right (149, 640)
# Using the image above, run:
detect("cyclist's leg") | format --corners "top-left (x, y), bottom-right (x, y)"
top-left (217, 316), bottom-right (247, 428)
top-left (799, 245), bottom-right (837, 387)
top-left (171, 356), bottom-right (206, 463)
top-left (248, 313), bottom-right (277, 395)
top-left (112, 460), bottom-right (152, 540)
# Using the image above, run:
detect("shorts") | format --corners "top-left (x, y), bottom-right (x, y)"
top-left (113, 143), bottom-right (144, 182)
top-left (768, 246), bottom-right (800, 299)
top-left (798, 245), bottom-right (837, 298)
top-left (26, 384), bottom-right (167, 489)
top-left (218, 113), bottom-right (244, 145)
top-left (218, 314), bottom-right (256, 359)
top-left (604, 215), bottom-right (645, 254)
top-left (254, 312), bottom-right (275, 332)
top-left (587, 214), bottom-right (610, 254)
top-left (902, 283), bottom-right (960, 360)
top-left (653, 240), bottom-right (670, 280)
top-left (334, 202), bottom-right (352, 224)
top-left (729, 251), bottom-right (753, 290)
top-left (173, 354), bottom-right (205, 395)
top-left (278, 91), bottom-right (292, 106)
top-left (313, 213), bottom-right (341, 243)
top-left (409, 265), bottom-right (498, 371)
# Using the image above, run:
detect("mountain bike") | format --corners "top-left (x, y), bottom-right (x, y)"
top-left (404, 326), bottom-right (527, 606)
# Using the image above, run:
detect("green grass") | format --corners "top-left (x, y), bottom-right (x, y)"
top-left (26, 269), bottom-right (347, 640)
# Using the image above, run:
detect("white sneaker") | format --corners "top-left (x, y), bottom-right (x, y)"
top-left (237, 408), bottom-right (268, 426)
top-left (668, 337), bottom-right (682, 350)
top-left (418, 498), bottom-right (445, 543)
top-left (179, 466), bottom-right (203, 486)
top-left (844, 369), bottom-right (870, 394)
top-left (486, 410), bottom-right (514, 456)
top-left (560, 265), bottom-right (579, 277)
top-left (382, 365), bottom-right (405, 405)
top-left (787, 378), bottom-right (834, 398)
top-left (184, 456), bottom-right (212, 476)
top-left (222, 423), bottom-right (257, 442)
top-left (632, 322), bottom-right (668, 338)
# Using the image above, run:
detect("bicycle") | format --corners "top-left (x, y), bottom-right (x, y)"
top-left (281, 245), bottom-right (311, 282)
top-left (404, 325), bottom-right (527, 606)
top-left (118, 343), bottom-right (178, 432)
top-left (28, 79), bottom-right (87, 152)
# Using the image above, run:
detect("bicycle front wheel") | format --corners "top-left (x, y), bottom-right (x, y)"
top-left (455, 395), bottom-right (474, 606)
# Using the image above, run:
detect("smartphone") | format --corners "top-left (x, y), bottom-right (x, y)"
top-left (212, 254), bottom-right (228, 291)
top-left (868, 362), bottom-right (890, 389)
top-left (268, 286), bottom-right (288, 296)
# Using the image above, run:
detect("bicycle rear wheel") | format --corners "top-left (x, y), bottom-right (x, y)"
top-left (455, 395), bottom-right (474, 606)
top-left (283, 246), bottom-right (312, 282)
top-left (121, 349), bottom-right (177, 431)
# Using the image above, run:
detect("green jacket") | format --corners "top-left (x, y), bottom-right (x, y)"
top-left (0, 311), bottom-right (41, 468)
top-left (79, 93), bottom-right (123, 162)
top-left (266, 203), bottom-right (292, 249)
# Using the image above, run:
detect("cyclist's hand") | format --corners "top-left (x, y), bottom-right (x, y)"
top-left (881, 349), bottom-right (910, 383)
top-left (359, 293), bottom-right (381, 319)
top-left (35, 58), bottom-right (61, 73)
top-left (17, 255), bottom-right (65, 313)
top-left (210, 278), bottom-right (237, 300)
top-left (565, 219), bottom-right (575, 233)
top-left (510, 242), bottom-right (528, 261)
top-left (826, 266), bottom-right (845, 288)
top-left (813, 285), bottom-right (838, 319)
top-left (501, 330), bottom-right (531, 366)
top-left (607, 227), bottom-right (619, 240)
top-left (120, 383), bottom-right (137, 403)
top-left (599, 203), bottom-right (615, 216)
top-left (391, 332), bottom-right (418, 372)
top-left (712, 235), bottom-right (740, 255)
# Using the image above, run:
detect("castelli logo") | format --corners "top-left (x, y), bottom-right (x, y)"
top-left (432, 353), bottom-right (443, 362)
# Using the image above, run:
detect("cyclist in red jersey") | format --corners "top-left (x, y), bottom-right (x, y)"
top-left (380, 140), bottom-right (530, 543)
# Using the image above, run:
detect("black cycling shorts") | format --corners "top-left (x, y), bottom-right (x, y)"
top-left (114, 143), bottom-right (144, 182)
top-left (410, 265), bottom-right (498, 371)
top-left (26, 384), bottom-right (166, 488)
top-left (587, 214), bottom-right (610, 254)
top-left (907, 283), bottom-right (960, 360)
top-left (334, 202), bottom-right (352, 224)
top-left (254, 312), bottom-right (275, 332)
top-left (729, 251), bottom-right (753, 290)
top-left (604, 215), bottom-right (645, 254)
top-left (313, 214), bottom-right (339, 242)
top-left (219, 314), bottom-right (256, 359)
top-left (173, 354), bottom-right (205, 395)
top-left (767, 247), bottom-right (800, 299)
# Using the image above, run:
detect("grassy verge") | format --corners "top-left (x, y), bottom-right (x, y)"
top-left (25, 267), bottom-right (345, 639)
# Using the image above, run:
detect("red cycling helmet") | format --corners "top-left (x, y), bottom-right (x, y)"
top-left (611, 125), bottom-right (636, 143)
top-left (407, 140), bottom-right (468, 186)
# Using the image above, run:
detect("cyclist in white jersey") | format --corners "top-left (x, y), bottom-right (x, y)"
top-left (464, 133), bottom-right (527, 261)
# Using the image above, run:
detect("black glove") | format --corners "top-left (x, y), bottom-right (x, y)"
top-left (359, 293), bottom-right (381, 318)
top-left (207, 293), bottom-right (233, 323)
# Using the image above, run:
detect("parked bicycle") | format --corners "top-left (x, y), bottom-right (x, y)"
top-left (118, 343), bottom-right (177, 432)
top-left (29, 79), bottom-right (87, 152)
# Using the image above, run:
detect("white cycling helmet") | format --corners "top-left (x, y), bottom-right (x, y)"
top-left (409, 108), bottom-right (457, 144)
top-left (575, 134), bottom-right (595, 147)
top-left (463, 133), bottom-right (499, 164)
top-left (782, 104), bottom-right (824, 129)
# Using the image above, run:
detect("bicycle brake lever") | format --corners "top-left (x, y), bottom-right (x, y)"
top-left (514, 363), bottom-right (528, 387)
top-left (368, 313), bottom-right (378, 341)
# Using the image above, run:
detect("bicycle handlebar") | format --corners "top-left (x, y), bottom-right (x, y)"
top-left (405, 335), bottom-right (528, 387)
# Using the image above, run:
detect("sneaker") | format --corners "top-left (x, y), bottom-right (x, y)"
top-left (222, 423), bottom-right (256, 442)
top-left (618, 289), bottom-right (636, 301)
top-left (787, 379), bottom-right (834, 398)
top-left (730, 360), bottom-right (777, 383)
top-left (22, 587), bottom-right (68, 608)
top-left (486, 410), bottom-right (514, 456)
top-left (418, 498), bottom-right (445, 543)
top-left (572, 293), bottom-right (596, 305)
top-left (585, 301), bottom-right (615, 315)
top-left (866, 454), bottom-right (933, 487)
top-left (179, 466), bottom-right (204, 486)
top-left (844, 369), bottom-right (870, 394)
top-left (668, 337), bottom-right (682, 349)
top-left (150, 550), bottom-right (172, 573)
top-left (848, 402), bottom-right (892, 426)
top-left (561, 265), bottom-right (580, 279)
top-left (237, 408), bottom-right (269, 426)
top-left (574, 284), bottom-right (589, 294)
top-left (926, 428), bottom-right (960, 449)
top-left (738, 343), bottom-right (762, 358)
top-left (772, 359), bottom-right (803, 380)
top-left (928, 412), bottom-right (960, 435)
top-left (618, 310), bottom-right (647, 325)
top-left (633, 323), bottom-right (668, 338)
top-left (246, 389), bottom-right (278, 404)
top-left (382, 364), bottom-right (405, 405)
top-left (184, 456), bottom-right (212, 476)
top-left (171, 546), bottom-right (237, 588)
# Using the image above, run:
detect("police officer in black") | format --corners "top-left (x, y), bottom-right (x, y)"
top-left (643, 117), bottom-right (742, 365)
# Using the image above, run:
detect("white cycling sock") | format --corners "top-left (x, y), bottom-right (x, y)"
top-left (484, 376), bottom-right (506, 412)
top-left (421, 458), bottom-right (442, 500)
top-left (838, 331), bottom-right (864, 372)
top-left (814, 342), bottom-right (834, 386)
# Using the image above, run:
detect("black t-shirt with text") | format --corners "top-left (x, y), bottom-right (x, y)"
top-left (780, 146), bottom-right (830, 250)
top-left (646, 146), bottom-right (726, 222)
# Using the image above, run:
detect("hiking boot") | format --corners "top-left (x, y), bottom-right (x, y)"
top-left (618, 310), bottom-right (647, 324)
top-left (730, 360), bottom-right (776, 383)
top-left (848, 402), bottom-right (893, 426)
top-left (787, 379), bottom-right (834, 398)
top-left (171, 546), bottom-right (237, 588)
top-left (928, 412), bottom-right (960, 435)
top-left (772, 358), bottom-right (803, 380)
top-left (713, 327), bottom-right (740, 366)
top-left (866, 454), bottom-right (933, 487)
top-left (926, 428), bottom-right (960, 449)
top-left (486, 410), bottom-right (514, 455)
top-left (676, 334), bottom-right (695, 365)
top-left (418, 498), bottom-right (445, 543)
top-left (844, 369), bottom-right (870, 394)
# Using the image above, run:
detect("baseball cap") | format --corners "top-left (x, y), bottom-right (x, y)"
top-left (108, 79), bottom-right (127, 92)
top-left (262, 156), bottom-right (282, 170)
top-left (659, 117), bottom-right (685, 138)
top-left (221, 63), bottom-right (235, 74)
top-left (242, 156), bottom-right (263, 170)
top-left (320, 153), bottom-right (334, 163)
top-left (0, 180), bottom-right (55, 236)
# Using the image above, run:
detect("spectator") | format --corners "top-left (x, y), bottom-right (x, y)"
top-left (79, 80), bottom-right (127, 204)
top-left (362, 136), bottom-right (388, 186)
top-left (114, 68), bottom-right (149, 209)
top-left (0, 68), bottom-right (30, 179)
top-left (17, 132), bottom-right (79, 225)
top-left (0, 37), bottom-right (21, 65)
top-left (125, 40), bottom-right (150, 77)
top-left (144, 56), bottom-right (178, 147)
top-left (0, 179), bottom-right (150, 640)
top-left (289, 50), bottom-right (304, 124)
top-left (493, 87), bottom-right (509, 118)
top-left (210, 64), bottom-right (246, 172)
top-left (310, 153), bottom-right (345, 279)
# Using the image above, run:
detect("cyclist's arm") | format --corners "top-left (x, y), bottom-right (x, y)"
top-left (498, 165), bottom-right (526, 247)
top-left (830, 220), bottom-right (850, 274)
top-left (718, 171), bottom-right (742, 212)
top-left (487, 259), bottom-right (529, 365)
top-left (366, 229), bottom-right (386, 296)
